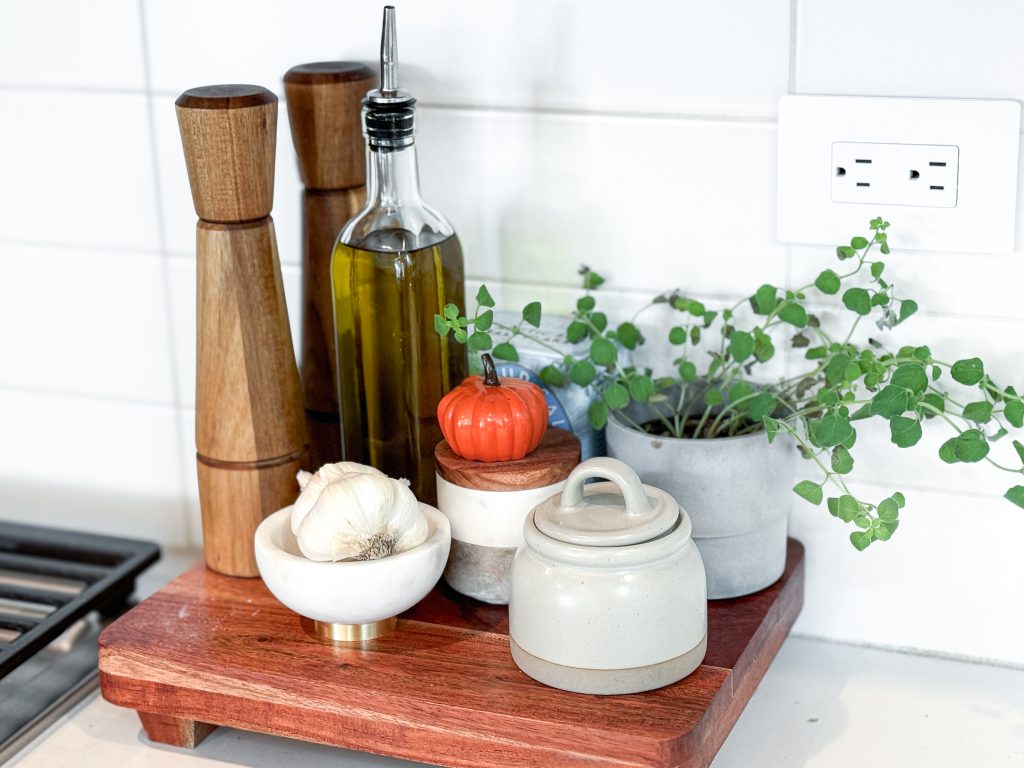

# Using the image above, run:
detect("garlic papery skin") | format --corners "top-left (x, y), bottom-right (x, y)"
top-left (296, 474), bottom-right (428, 562)
top-left (291, 462), bottom-right (385, 535)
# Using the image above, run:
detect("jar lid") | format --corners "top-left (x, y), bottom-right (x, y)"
top-left (533, 458), bottom-right (679, 547)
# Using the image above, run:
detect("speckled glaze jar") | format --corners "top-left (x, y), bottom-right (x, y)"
top-left (509, 458), bottom-right (707, 695)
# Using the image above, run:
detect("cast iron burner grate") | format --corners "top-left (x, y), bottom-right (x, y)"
top-left (0, 521), bottom-right (159, 762)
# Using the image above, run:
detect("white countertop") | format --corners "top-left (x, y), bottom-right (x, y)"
top-left (10, 554), bottom-right (1024, 768)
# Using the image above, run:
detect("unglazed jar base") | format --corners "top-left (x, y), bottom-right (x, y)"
top-left (314, 617), bottom-right (397, 644)
top-left (510, 633), bottom-right (708, 695)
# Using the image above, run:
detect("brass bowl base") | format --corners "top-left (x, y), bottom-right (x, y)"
top-left (314, 617), bottom-right (397, 644)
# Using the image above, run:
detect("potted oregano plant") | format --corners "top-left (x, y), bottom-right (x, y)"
top-left (435, 218), bottom-right (1024, 598)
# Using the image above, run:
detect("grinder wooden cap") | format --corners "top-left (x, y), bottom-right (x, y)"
top-left (284, 62), bottom-right (375, 190)
top-left (175, 84), bottom-right (278, 222)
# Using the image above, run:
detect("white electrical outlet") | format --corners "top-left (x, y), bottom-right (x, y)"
top-left (777, 95), bottom-right (1020, 254)
top-left (831, 142), bottom-right (959, 208)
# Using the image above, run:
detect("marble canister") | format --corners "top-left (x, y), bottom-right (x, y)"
top-left (435, 428), bottom-right (580, 604)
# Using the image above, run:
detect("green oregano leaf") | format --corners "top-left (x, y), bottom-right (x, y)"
top-left (850, 530), bottom-right (873, 551)
top-left (588, 400), bottom-right (609, 429)
top-left (704, 388), bottom-right (724, 407)
top-left (954, 429), bottom-right (990, 463)
top-left (850, 236), bottom-right (869, 249)
top-left (617, 322), bottom-right (641, 350)
top-left (837, 495), bottom-right (861, 522)
top-left (474, 309), bottom-right (494, 331)
top-left (434, 314), bottom-right (449, 336)
top-left (591, 312), bottom-right (608, 332)
top-left (962, 401), bottom-right (994, 424)
top-left (475, 284), bottom-right (495, 308)
top-left (522, 301), bottom-right (542, 328)
top-left (889, 416), bottom-right (923, 448)
top-left (1013, 439), bottom-right (1024, 467)
top-left (877, 498), bottom-right (899, 522)
top-left (729, 330), bottom-right (755, 362)
top-left (540, 364), bottom-right (565, 388)
top-left (950, 358), bottom-right (984, 385)
top-left (590, 337), bottom-right (617, 367)
top-left (793, 480), bottom-right (823, 505)
top-left (748, 392), bottom-right (777, 422)
top-left (576, 295), bottom-right (596, 312)
top-left (842, 288), bottom-right (872, 316)
top-left (454, 328), bottom-right (469, 343)
top-left (897, 299), bottom-right (918, 324)
top-left (444, 303), bottom-right (460, 320)
top-left (603, 383), bottom-right (629, 410)
top-left (763, 416), bottom-right (780, 443)
top-left (569, 359), bottom-right (597, 386)
top-left (566, 321), bottom-right (588, 344)
top-left (491, 341), bottom-right (518, 361)
top-left (1004, 399), bottom-right (1024, 428)
top-left (668, 326), bottom-right (687, 345)
top-left (815, 269), bottom-right (841, 295)
top-left (678, 360), bottom-right (697, 383)
top-left (753, 284), bottom-right (778, 315)
top-left (831, 445), bottom-right (854, 474)
top-left (1005, 486), bottom-right (1024, 510)
top-left (938, 437), bottom-right (958, 464)
top-left (778, 302), bottom-right (808, 328)
top-left (628, 375), bottom-right (655, 403)
top-left (870, 262), bottom-right (885, 280)
top-left (468, 331), bottom-right (493, 352)
top-left (814, 412), bottom-right (855, 447)
top-left (871, 385), bottom-right (910, 418)
top-left (891, 364), bottom-right (928, 394)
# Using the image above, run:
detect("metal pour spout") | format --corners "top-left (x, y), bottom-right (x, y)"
top-left (380, 5), bottom-right (398, 94)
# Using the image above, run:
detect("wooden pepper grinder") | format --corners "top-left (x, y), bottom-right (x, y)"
top-left (176, 85), bottom-right (307, 577)
top-left (283, 63), bottom-right (376, 468)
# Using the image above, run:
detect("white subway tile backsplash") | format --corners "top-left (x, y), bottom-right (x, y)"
top-left (420, 109), bottom-right (786, 296)
top-left (167, 255), bottom-right (303, 408)
top-left (143, 0), bottom-right (789, 117)
top-left (0, 245), bottom-right (175, 402)
top-left (0, 0), bottom-right (146, 90)
top-left (790, 481), bottom-right (1024, 666)
top-left (0, 90), bottom-right (160, 251)
top-left (152, 94), bottom-right (304, 263)
top-left (795, 0), bottom-right (1024, 101)
top-left (0, 391), bottom-right (188, 546)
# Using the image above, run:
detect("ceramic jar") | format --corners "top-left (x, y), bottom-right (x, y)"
top-left (435, 428), bottom-right (580, 604)
top-left (509, 457), bottom-right (707, 695)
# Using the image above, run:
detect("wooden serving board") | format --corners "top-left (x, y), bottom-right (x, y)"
top-left (99, 540), bottom-right (804, 767)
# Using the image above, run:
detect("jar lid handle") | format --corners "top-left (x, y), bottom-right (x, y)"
top-left (558, 457), bottom-right (650, 516)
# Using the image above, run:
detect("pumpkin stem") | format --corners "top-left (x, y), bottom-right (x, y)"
top-left (481, 353), bottom-right (501, 387)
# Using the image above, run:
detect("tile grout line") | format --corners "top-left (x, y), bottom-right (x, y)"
top-left (136, 0), bottom-right (195, 547)
top-left (788, 0), bottom-right (799, 94)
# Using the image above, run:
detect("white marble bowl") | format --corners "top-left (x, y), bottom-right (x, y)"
top-left (254, 504), bottom-right (451, 625)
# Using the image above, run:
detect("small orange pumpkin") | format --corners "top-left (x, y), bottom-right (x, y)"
top-left (437, 353), bottom-right (548, 462)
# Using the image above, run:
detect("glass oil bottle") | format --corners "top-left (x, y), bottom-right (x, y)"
top-left (332, 6), bottom-right (467, 504)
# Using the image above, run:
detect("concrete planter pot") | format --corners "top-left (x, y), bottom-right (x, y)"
top-left (606, 407), bottom-right (795, 599)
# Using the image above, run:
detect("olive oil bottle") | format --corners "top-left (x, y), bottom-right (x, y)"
top-left (331, 6), bottom-right (467, 503)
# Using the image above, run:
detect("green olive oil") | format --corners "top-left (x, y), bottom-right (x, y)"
top-left (331, 233), bottom-right (467, 504)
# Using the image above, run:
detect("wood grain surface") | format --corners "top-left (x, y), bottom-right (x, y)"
top-left (434, 427), bottom-right (581, 491)
top-left (176, 86), bottom-right (277, 222)
top-left (99, 541), bottom-right (804, 767)
top-left (179, 87), bottom-right (307, 577)
top-left (194, 219), bottom-right (306, 462)
top-left (283, 62), bottom-right (374, 190)
top-left (284, 62), bottom-right (373, 468)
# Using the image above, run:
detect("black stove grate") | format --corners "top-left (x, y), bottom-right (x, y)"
top-left (0, 522), bottom-right (159, 680)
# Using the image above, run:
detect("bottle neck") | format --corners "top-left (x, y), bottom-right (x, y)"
top-left (365, 143), bottom-right (422, 209)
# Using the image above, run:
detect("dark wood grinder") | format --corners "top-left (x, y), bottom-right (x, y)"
top-left (283, 63), bottom-right (376, 468)
top-left (176, 85), bottom-right (307, 577)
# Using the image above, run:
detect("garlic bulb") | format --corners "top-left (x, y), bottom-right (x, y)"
top-left (296, 473), bottom-right (428, 561)
top-left (291, 462), bottom-right (384, 535)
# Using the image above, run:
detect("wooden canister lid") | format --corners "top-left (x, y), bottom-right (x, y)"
top-left (435, 428), bottom-right (581, 492)
top-left (175, 84), bottom-right (278, 222)
top-left (284, 62), bottom-right (375, 190)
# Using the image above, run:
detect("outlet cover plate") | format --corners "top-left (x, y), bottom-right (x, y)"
top-left (777, 95), bottom-right (1020, 254)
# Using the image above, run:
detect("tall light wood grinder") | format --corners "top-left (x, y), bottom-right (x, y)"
top-left (176, 84), bottom-right (307, 577)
